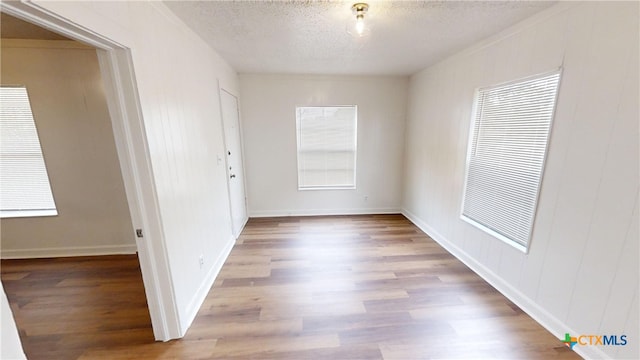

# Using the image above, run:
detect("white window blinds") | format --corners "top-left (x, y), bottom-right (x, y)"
top-left (461, 70), bottom-right (561, 251)
top-left (296, 106), bottom-right (357, 189)
top-left (0, 86), bottom-right (57, 217)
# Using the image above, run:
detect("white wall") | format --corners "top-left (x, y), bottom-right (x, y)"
top-left (0, 283), bottom-right (25, 360)
top-left (402, 2), bottom-right (638, 359)
top-left (1, 40), bottom-right (135, 258)
top-left (27, 1), bottom-right (240, 335)
top-left (240, 74), bottom-right (408, 216)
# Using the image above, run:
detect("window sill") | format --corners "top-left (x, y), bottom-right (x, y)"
top-left (460, 215), bottom-right (529, 254)
top-left (1, 209), bottom-right (58, 219)
top-left (298, 186), bottom-right (356, 191)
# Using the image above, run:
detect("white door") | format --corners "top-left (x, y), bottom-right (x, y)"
top-left (220, 89), bottom-right (247, 237)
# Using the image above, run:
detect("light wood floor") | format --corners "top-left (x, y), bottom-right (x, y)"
top-left (2, 214), bottom-right (579, 359)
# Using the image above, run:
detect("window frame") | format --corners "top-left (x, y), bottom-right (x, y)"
top-left (460, 69), bottom-right (562, 253)
top-left (0, 85), bottom-right (58, 219)
top-left (295, 105), bottom-right (358, 191)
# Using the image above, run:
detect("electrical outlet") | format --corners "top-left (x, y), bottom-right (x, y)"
top-left (364, 195), bottom-right (369, 202)
top-left (199, 255), bottom-right (204, 268)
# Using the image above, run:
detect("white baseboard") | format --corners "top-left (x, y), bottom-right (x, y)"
top-left (0, 244), bottom-right (137, 259)
top-left (401, 208), bottom-right (608, 360)
top-left (249, 208), bottom-right (401, 218)
top-left (181, 234), bottom-right (235, 335)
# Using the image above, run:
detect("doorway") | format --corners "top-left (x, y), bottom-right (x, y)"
top-left (0, 2), bottom-right (179, 341)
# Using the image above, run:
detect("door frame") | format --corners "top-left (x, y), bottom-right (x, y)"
top-left (0, 2), bottom-right (181, 340)
top-left (217, 85), bottom-right (248, 238)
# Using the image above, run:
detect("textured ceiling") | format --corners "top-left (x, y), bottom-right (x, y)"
top-left (164, 0), bottom-right (556, 76)
top-left (1, 12), bottom-right (71, 40)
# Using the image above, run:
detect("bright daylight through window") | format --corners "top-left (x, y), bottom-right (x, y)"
top-left (461, 70), bottom-right (561, 252)
top-left (296, 106), bottom-right (357, 190)
top-left (0, 86), bottom-right (57, 218)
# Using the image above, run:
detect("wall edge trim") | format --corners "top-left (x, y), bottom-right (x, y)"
top-left (249, 208), bottom-right (401, 218)
top-left (0, 39), bottom-right (92, 49)
top-left (0, 244), bottom-right (137, 259)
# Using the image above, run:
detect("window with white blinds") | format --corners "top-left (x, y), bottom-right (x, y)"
top-left (0, 86), bottom-right (57, 218)
top-left (296, 106), bottom-right (357, 190)
top-left (461, 70), bottom-right (561, 252)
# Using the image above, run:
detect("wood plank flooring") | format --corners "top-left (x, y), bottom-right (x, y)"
top-left (1, 255), bottom-right (154, 360)
top-left (1, 214), bottom-right (580, 359)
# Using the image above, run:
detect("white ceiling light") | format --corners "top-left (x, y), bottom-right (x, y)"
top-left (351, 3), bottom-right (369, 36)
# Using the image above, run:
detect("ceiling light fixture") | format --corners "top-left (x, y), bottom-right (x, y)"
top-left (351, 3), bottom-right (369, 36)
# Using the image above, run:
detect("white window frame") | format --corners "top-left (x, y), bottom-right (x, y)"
top-left (1, 86), bottom-right (58, 218)
top-left (296, 105), bottom-right (358, 190)
top-left (460, 69), bottom-right (562, 253)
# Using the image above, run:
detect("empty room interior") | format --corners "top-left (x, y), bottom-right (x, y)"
top-left (0, 1), bottom-right (638, 359)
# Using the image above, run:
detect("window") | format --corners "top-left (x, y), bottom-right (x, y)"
top-left (461, 70), bottom-right (561, 252)
top-left (296, 106), bottom-right (357, 189)
top-left (0, 86), bottom-right (57, 218)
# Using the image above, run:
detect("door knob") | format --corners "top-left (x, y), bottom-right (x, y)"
top-left (230, 174), bottom-right (236, 178)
